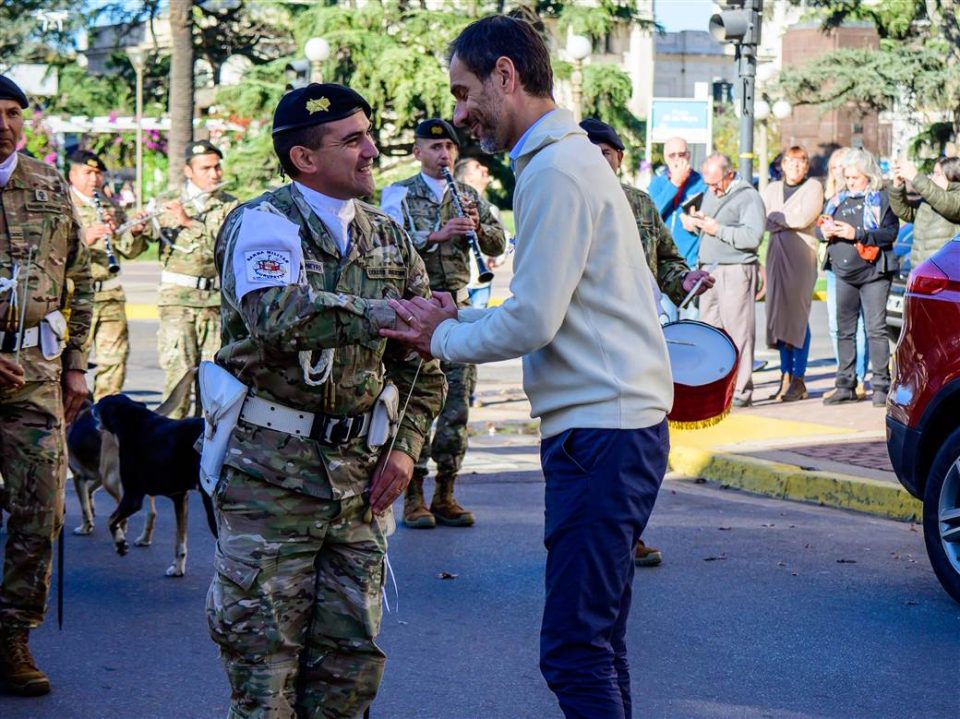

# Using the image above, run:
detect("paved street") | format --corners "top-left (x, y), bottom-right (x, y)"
top-left (0, 264), bottom-right (957, 717)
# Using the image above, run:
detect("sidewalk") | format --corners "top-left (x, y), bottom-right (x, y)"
top-left (469, 357), bottom-right (921, 523)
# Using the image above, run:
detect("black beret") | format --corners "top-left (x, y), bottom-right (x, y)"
top-left (185, 139), bottom-right (223, 161)
top-left (67, 150), bottom-right (107, 172)
top-left (415, 118), bottom-right (459, 146)
top-left (272, 83), bottom-right (372, 136)
top-left (0, 75), bottom-right (28, 109)
top-left (580, 118), bottom-right (624, 152)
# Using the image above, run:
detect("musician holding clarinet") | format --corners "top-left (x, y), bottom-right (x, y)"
top-left (140, 140), bottom-right (237, 418)
top-left (68, 150), bottom-right (148, 400)
top-left (380, 118), bottom-right (505, 530)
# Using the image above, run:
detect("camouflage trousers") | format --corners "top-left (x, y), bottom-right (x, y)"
top-left (415, 360), bottom-right (476, 480)
top-left (207, 467), bottom-right (387, 719)
top-left (157, 304), bottom-right (221, 419)
top-left (83, 299), bottom-right (129, 401)
top-left (0, 381), bottom-right (65, 629)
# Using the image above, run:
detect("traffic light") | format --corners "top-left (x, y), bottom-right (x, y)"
top-left (709, 0), bottom-right (762, 47)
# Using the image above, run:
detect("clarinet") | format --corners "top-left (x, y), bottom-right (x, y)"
top-left (440, 166), bottom-right (494, 283)
top-left (91, 189), bottom-right (121, 275)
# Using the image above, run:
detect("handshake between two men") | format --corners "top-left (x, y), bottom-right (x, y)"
top-left (379, 291), bottom-right (460, 359)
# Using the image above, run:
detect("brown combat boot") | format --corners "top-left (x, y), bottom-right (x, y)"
top-left (781, 376), bottom-right (808, 402)
top-left (403, 475), bottom-right (436, 529)
top-left (0, 627), bottom-right (50, 696)
top-left (768, 373), bottom-right (792, 401)
top-left (634, 538), bottom-right (663, 567)
top-left (430, 476), bottom-right (475, 527)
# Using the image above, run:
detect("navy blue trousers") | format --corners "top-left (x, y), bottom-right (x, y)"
top-left (539, 422), bottom-right (669, 719)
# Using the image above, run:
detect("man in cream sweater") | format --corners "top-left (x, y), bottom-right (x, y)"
top-left (381, 14), bottom-right (673, 718)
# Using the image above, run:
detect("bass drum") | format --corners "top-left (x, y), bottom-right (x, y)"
top-left (662, 320), bottom-right (739, 429)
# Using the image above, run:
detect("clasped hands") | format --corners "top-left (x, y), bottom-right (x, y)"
top-left (379, 291), bottom-right (459, 358)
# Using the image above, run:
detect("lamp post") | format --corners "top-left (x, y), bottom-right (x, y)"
top-left (304, 37), bottom-right (331, 84)
top-left (566, 35), bottom-right (592, 123)
top-left (125, 47), bottom-right (147, 212)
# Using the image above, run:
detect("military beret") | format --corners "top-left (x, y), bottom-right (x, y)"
top-left (580, 118), bottom-right (625, 152)
top-left (0, 75), bottom-right (28, 109)
top-left (185, 139), bottom-right (223, 161)
top-left (67, 150), bottom-right (107, 172)
top-left (415, 118), bottom-right (460, 146)
top-left (272, 83), bottom-right (372, 136)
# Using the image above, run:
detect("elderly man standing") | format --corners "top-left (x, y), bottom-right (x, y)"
top-left (649, 136), bottom-right (707, 320)
top-left (683, 153), bottom-right (765, 407)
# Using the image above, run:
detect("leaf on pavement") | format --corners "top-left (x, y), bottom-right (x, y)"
top-left (436, 571), bottom-right (459, 580)
top-left (836, 559), bottom-right (857, 564)
top-left (703, 553), bottom-right (727, 561)
top-left (717, 526), bottom-right (732, 531)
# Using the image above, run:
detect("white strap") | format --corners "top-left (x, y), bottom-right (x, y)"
top-left (161, 270), bottom-right (218, 288)
top-left (94, 277), bottom-right (123, 292)
top-left (0, 326), bottom-right (40, 351)
top-left (240, 394), bottom-right (315, 436)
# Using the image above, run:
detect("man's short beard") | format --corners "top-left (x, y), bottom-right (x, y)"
top-left (479, 136), bottom-right (503, 154)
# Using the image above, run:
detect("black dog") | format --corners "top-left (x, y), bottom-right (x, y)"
top-left (90, 394), bottom-right (216, 577)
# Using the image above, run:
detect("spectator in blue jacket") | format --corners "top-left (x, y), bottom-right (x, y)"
top-left (649, 136), bottom-right (708, 320)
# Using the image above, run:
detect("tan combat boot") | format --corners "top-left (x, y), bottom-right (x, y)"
top-left (0, 627), bottom-right (50, 696)
top-left (430, 476), bottom-right (475, 527)
top-left (768, 373), bottom-right (792, 401)
top-left (403, 475), bottom-right (436, 529)
top-left (634, 538), bottom-right (663, 567)
top-left (781, 376), bottom-right (808, 402)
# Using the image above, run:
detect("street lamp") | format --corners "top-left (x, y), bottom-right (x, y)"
top-left (304, 37), bottom-right (331, 84)
top-left (125, 46), bottom-right (147, 212)
top-left (566, 34), bottom-right (591, 123)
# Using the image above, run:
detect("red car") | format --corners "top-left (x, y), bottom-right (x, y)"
top-left (887, 237), bottom-right (960, 602)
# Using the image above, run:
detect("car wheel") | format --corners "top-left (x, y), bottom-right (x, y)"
top-left (923, 426), bottom-right (960, 603)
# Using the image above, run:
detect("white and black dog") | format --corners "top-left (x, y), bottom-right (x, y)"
top-left (67, 388), bottom-right (216, 577)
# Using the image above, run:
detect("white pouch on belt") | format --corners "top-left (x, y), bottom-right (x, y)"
top-left (198, 360), bottom-right (248, 496)
top-left (367, 382), bottom-right (400, 451)
top-left (40, 310), bottom-right (67, 360)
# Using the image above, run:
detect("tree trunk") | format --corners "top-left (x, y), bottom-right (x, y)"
top-left (168, 0), bottom-right (194, 191)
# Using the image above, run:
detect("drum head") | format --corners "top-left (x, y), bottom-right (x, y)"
top-left (663, 320), bottom-right (737, 388)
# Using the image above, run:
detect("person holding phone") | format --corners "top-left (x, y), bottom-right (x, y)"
top-left (818, 148), bottom-right (899, 407)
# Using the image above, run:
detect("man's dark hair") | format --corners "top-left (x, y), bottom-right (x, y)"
top-left (273, 124), bottom-right (328, 178)
top-left (447, 15), bottom-right (554, 99)
top-left (938, 156), bottom-right (960, 183)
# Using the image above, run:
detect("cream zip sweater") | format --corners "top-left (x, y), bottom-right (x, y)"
top-left (431, 110), bottom-right (672, 437)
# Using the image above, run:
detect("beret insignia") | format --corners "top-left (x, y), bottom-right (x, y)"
top-left (307, 97), bottom-right (331, 114)
top-left (431, 125), bottom-right (443, 135)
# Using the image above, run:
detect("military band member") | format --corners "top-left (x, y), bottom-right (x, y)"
top-left (206, 83), bottom-right (445, 717)
top-left (381, 118), bottom-right (506, 529)
top-left (582, 118), bottom-right (714, 569)
top-left (144, 140), bottom-right (238, 418)
top-left (68, 149), bottom-right (148, 400)
top-left (0, 75), bottom-right (93, 696)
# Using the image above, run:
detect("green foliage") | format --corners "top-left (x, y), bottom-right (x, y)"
top-left (580, 62), bottom-right (645, 168)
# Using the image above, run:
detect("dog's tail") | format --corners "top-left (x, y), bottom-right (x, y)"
top-left (155, 366), bottom-right (198, 417)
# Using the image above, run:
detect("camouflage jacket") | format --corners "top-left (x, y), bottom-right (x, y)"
top-left (144, 186), bottom-right (238, 308)
top-left (382, 173), bottom-right (506, 293)
top-left (623, 183), bottom-right (690, 305)
top-left (0, 154), bottom-right (93, 383)
top-left (72, 189), bottom-right (149, 304)
top-left (215, 182), bottom-right (446, 500)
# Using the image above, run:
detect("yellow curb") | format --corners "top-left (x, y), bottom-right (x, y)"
top-left (126, 304), bottom-right (159, 321)
top-left (668, 444), bottom-right (921, 522)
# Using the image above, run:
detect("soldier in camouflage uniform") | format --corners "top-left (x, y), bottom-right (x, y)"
top-left (582, 118), bottom-right (714, 568)
top-left (381, 118), bottom-right (505, 529)
top-left (0, 76), bottom-right (93, 696)
top-left (68, 149), bottom-right (149, 400)
top-left (207, 83), bottom-right (445, 718)
top-left (143, 140), bottom-right (238, 418)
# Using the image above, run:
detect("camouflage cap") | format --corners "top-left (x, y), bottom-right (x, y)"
top-left (415, 118), bottom-right (459, 147)
top-left (580, 118), bottom-right (625, 152)
top-left (186, 139), bottom-right (223, 161)
top-left (272, 83), bottom-right (372, 136)
top-left (67, 149), bottom-right (107, 172)
top-left (0, 75), bottom-right (28, 109)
